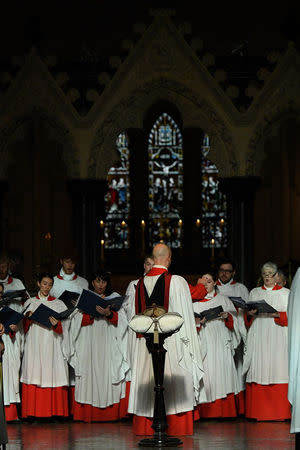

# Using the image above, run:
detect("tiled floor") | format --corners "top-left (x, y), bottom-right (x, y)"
top-left (4, 419), bottom-right (294, 449)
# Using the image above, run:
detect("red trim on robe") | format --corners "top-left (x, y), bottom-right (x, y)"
top-left (224, 313), bottom-right (234, 330)
top-left (53, 321), bottom-right (63, 334)
top-left (107, 310), bottom-right (118, 326)
top-left (23, 317), bottom-right (31, 334)
top-left (81, 314), bottom-right (94, 327)
top-left (197, 393), bottom-right (237, 418)
top-left (146, 267), bottom-right (168, 277)
top-left (57, 274), bottom-right (78, 280)
top-left (274, 312), bottom-right (288, 327)
top-left (245, 382), bottom-right (291, 420)
top-left (7, 276), bottom-right (13, 284)
top-left (216, 279), bottom-right (236, 286)
top-left (5, 403), bottom-right (18, 421)
top-left (21, 383), bottom-right (69, 418)
top-left (262, 284), bottom-right (282, 291)
top-left (244, 312), bottom-right (255, 328)
top-left (189, 283), bottom-right (207, 301)
top-left (133, 411), bottom-right (193, 436)
top-left (9, 330), bottom-right (16, 339)
top-left (73, 381), bottom-right (130, 423)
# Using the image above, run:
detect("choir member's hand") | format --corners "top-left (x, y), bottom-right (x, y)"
top-left (220, 311), bottom-right (229, 320)
top-left (247, 309), bottom-right (258, 317)
top-left (71, 299), bottom-right (77, 306)
top-left (9, 324), bottom-right (18, 332)
top-left (49, 316), bottom-right (59, 327)
top-left (0, 341), bottom-right (4, 355)
top-left (0, 323), bottom-right (4, 336)
top-left (269, 312), bottom-right (280, 318)
top-left (25, 311), bottom-right (33, 318)
top-left (96, 305), bottom-right (112, 317)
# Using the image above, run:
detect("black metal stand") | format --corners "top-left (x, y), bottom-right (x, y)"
top-left (138, 332), bottom-right (182, 447)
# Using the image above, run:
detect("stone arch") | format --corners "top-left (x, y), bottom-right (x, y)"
top-left (247, 104), bottom-right (300, 177)
top-left (0, 107), bottom-right (79, 180)
top-left (89, 78), bottom-right (237, 179)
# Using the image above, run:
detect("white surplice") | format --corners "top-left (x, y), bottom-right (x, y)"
top-left (127, 269), bottom-right (206, 417)
top-left (20, 295), bottom-right (69, 387)
top-left (243, 285), bottom-right (289, 384)
top-left (217, 280), bottom-right (249, 391)
top-left (50, 269), bottom-right (88, 299)
top-left (1, 329), bottom-right (22, 406)
top-left (193, 291), bottom-right (240, 402)
top-left (288, 268), bottom-right (300, 433)
top-left (0, 276), bottom-right (25, 406)
top-left (0, 276), bottom-right (26, 313)
top-left (70, 292), bottom-right (129, 408)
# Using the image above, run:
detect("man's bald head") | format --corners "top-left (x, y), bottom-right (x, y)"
top-left (152, 243), bottom-right (172, 267)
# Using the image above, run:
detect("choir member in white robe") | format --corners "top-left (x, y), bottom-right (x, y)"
top-left (124, 255), bottom-right (154, 375)
top-left (50, 254), bottom-right (88, 299)
top-left (127, 244), bottom-right (205, 436)
top-left (0, 283), bottom-right (22, 422)
top-left (50, 252), bottom-right (88, 412)
top-left (21, 273), bottom-right (69, 418)
top-left (70, 271), bottom-right (129, 422)
top-left (216, 259), bottom-right (248, 415)
top-left (0, 256), bottom-right (25, 421)
top-left (288, 267), bottom-right (300, 440)
top-left (243, 261), bottom-right (290, 420)
top-left (193, 272), bottom-right (240, 418)
top-left (0, 255), bottom-right (26, 312)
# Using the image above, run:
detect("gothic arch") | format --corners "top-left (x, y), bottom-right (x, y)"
top-left (88, 78), bottom-right (237, 179)
top-left (247, 103), bottom-right (300, 177)
top-left (0, 107), bottom-right (79, 180)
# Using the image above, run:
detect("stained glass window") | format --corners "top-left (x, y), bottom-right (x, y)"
top-left (148, 113), bottom-right (183, 248)
top-left (104, 132), bottom-right (130, 248)
top-left (201, 134), bottom-right (227, 248)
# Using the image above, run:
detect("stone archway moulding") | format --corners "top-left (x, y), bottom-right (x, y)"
top-left (89, 78), bottom-right (238, 180)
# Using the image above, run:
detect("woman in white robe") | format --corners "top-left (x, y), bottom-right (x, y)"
top-left (71, 271), bottom-right (129, 422)
top-left (193, 272), bottom-right (240, 418)
top-left (0, 282), bottom-right (22, 421)
top-left (21, 273), bottom-right (69, 418)
top-left (243, 261), bottom-right (290, 420)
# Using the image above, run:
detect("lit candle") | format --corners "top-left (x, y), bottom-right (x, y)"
top-left (100, 220), bottom-right (104, 228)
top-left (121, 220), bottom-right (126, 228)
top-left (196, 218), bottom-right (201, 228)
top-left (178, 219), bottom-right (183, 227)
top-left (211, 238), bottom-right (215, 258)
top-left (141, 219), bottom-right (145, 253)
top-left (220, 218), bottom-right (225, 227)
top-left (100, 239), bottom-right (105, 264)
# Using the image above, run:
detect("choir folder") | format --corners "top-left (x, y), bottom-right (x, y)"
top-left (76, 289), bottom-right (125, 317)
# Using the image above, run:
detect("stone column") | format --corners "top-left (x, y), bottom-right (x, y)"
top-left (219, 176), bottom-right (261, 288)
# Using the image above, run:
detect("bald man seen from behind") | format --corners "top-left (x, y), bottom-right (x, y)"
top-left (126, 243), bottom-right (206, 436)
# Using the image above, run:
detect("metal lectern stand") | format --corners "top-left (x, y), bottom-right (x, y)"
top-left (138, 332), bottom-right (182, 448)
